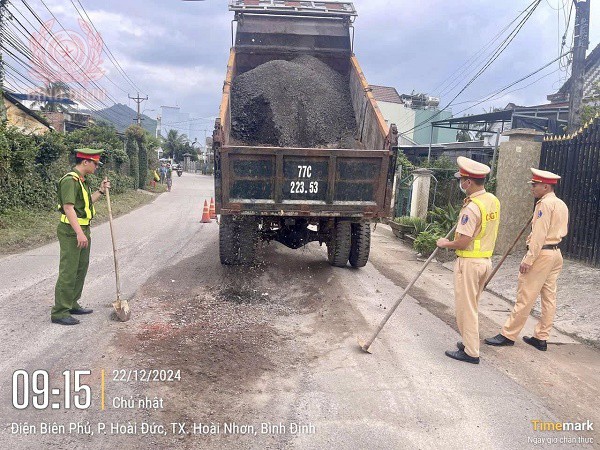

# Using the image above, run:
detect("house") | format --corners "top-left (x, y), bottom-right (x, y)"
top-left (43, 111), bottom-right (95, 133)
top-left (370, 85), bottom-right (455, 145)
top-left (3, 92), bottom-right (52, 135)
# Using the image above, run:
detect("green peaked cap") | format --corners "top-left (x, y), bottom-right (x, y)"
top-left (75, 147), bottom-right (104, 155)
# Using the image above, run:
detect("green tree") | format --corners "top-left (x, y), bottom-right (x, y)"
top-left (65, 123), bottom-right (122, 151)
top-left (125, 130), bottom-right (139, 188)
top-left (163, 129), bottom-right (187, 162)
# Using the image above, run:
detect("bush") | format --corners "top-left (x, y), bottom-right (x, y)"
top-left (413, 230), bottom-right (440, 256)
top-left (87, 171), bottom-right (135, 195)
top-left (0, 123), bottom-right (155, 215)
top-left (427, 203), bottom-right (460, 234)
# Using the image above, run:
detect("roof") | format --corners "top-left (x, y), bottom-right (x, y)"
top-left (370, 85), bottom-right (403, 104)
top-left (548, 42), bottom-right (600, 102)
top-left (431, 110), bottom-right (513, 129)
top-left (3, 91), bottom-right (52, 129)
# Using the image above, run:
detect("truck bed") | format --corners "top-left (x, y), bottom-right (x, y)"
top-left (214, 50), bottom-right (397, 219)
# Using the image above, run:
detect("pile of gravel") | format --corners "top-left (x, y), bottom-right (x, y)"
top-left (230, 55), bottom-right (358, 148)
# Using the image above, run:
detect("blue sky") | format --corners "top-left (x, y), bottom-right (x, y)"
top-left (5, 0), bottom-right (600, 129)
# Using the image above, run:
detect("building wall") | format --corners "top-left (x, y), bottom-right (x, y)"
top-left (4, 98), bottom-right (50, 135)
top-left (377, 101), bottom-right (415, 141)
top-left (413, 109), bottom-right (455, 145)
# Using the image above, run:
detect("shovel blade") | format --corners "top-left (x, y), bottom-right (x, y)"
top-left (357, 337), bottom-right (373, 354)
top-left (112, 300), bottom-right (131, 322)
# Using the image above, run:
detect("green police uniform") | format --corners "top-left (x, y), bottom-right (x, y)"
top-left (51, 149), bottom-right (102, 320)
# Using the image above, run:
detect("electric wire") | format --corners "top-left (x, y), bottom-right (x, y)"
top-left (72, 0), bottom-right (145, 94)
top-left (409, 51), bottom-right (571, 137)
top-left (432, 0), bottom-right (540, 99)
top-left (399, 0), bottom-right (543, 137)
top-left (35, 0), bottom-right (131, 95)
top-left (4, 6), bottom-right (135, 120)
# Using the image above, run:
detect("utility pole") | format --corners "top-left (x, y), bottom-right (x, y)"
top-left (0, 0), bottom-right (8, 123)
top-left (568, 0), bottom-right (590, 132)
top-left (129, 92), bottom-right (148, 126)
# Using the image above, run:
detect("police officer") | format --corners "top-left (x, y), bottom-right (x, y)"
top-left (437, 156), bottom-right (500, 364)
top-left (51, 148), bottom-right (111, 325)
top-left (485, 168), bottom-right (568, 351)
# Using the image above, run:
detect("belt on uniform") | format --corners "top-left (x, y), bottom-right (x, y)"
top-left (527, 244), bottom-right (558, 250)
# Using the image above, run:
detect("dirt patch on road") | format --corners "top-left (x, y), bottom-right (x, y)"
top-left (107, 242), bottom-right (354, 447)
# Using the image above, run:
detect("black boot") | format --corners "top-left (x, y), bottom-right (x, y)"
top-left (523, 336), bottom-right (547, 351)
top-left (457, 341), bottom-right (465, 351)
top-left (484, 333), bottom-right (515, 346)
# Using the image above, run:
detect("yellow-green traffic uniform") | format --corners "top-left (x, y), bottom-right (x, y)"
top-left (51, 169), bottom-right (96, 319)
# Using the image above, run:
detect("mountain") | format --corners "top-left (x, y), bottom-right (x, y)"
top-left (88, 103), bottom-right (157, 135)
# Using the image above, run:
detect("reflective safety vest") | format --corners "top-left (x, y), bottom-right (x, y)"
top-left (57, 172), bottom-right (95, 226)
top-left (455, 192), bottom-right (500, 258)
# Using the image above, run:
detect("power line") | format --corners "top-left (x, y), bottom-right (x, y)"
top-left (33, 0), bottom-right (130, 97)
top-left (400, 0), bottom-right (543, 137)
top-left (15, 0), bottom-right (126, 114)
top-left (4, 23), bottom-right (118, 116)
top-left (71, 0), bottom-right (144, 94)
top-left (4, 5), bottom-right (134, 120)
top-left (432, 1), bottom-right (539, 99)
top-left (450, 67), bottom-right (561, 108)
top-left (6, 3), bottom-right (114, 107)
top-left (410, 51), bottom-right (571, 137)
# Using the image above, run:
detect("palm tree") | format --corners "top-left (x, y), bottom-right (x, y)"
top-left (31, 81), bottom-right (72, 112)
top-left (163, 129), bottom-right (187, 161)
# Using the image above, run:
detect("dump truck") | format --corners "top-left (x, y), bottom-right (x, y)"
top-left (213, 0), bottom-right (398, 267)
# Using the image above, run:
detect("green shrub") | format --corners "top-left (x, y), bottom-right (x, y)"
top-left (427, 203), bottom-right (460, 234)
top-left (393, 216), bottom-right (414, 226)
top-left (413, 230), bottom-right (440, 256)
top-left (412, 218), bottom-right (430, 235)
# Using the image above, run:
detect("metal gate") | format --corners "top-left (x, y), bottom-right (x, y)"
top-left (540, 116), bottom-right (600, 266)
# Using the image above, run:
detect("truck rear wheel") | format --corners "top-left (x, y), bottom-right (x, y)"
top-left (327, 220), bottom-right (351, 267)
top-left (219, 216), bottom-right (257, 265)
top-left (349, 222), bottom-right (371, 268)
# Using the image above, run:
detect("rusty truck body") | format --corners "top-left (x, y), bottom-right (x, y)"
top-left (213, 0), bottom-right (398, 267)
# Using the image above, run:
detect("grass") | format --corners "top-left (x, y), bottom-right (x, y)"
top-left (0, 189), bottom-right (160, 255)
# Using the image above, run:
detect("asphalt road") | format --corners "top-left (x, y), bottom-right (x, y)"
top-left (0, 173), bottom-right (597, 449)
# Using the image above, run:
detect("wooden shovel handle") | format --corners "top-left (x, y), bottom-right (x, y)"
top-left (484, 216), bottom-right (533, 289)
top-left (105, 182), bottom-right (122, 301)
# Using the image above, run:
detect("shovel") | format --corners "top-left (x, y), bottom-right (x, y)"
top-left (358, 217), bottom-right (533, 353)
top-left (105, 181), bottom-right (131, 322)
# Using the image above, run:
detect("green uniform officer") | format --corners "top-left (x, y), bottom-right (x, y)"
top-left (51, 148), bottom-right (110, 325)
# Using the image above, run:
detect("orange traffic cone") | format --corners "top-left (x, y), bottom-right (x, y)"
top-left (209, 197), bottom-right (216, 219)
top-left (201, 200), bottom-right (211, 223)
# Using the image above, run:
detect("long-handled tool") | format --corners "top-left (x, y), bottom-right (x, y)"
top-left (358, 225), bottom-right (457, 353)
top-left (358, 216), bottom-right (533, 353)
top-left (483, 216), bottom-right (533, 289)
top-left (105, 181), bottom-right (131, 322)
